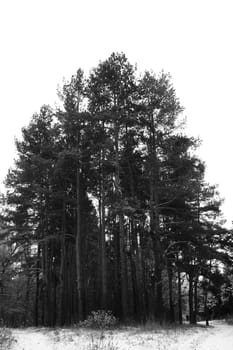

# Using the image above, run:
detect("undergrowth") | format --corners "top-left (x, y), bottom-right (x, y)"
top-left (225, 315), bottom-right (233, 325)
top-left (85, 334), bottom-right (118, 350)
top-left (0, 327), bottom-right (16, 349)
top-left (78, 311), bottom-right (118, 349)
top-left (79, 310), bottom-right (118, 330)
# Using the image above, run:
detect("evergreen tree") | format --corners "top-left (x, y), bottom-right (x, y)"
top-left (1, 52), bottom-right (232, 326)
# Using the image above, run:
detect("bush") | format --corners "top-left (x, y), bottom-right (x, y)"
top-left (0, 327), bottom-right (16, 349)
top-left (225, 315), bottom-right (233, 325)
top-left (80, 310), bottom-right (118, 330)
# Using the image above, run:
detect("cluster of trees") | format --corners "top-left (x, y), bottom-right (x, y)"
top-left (0, 53), bottom-right (233, 327)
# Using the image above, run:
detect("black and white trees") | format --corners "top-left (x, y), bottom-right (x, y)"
top-left (1, 53), bottom-right (232, 326)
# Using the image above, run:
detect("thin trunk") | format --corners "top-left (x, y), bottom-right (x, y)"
top-left (149, 113), bottom-right (164, 322)
top-left (100, 148), bottom-right (107, 309)
top-left (34, 245), bottom-right (40, 326)
top-left (44, 240), bottom-right (50, 325)
top-left (114, 122), bottom-right (128, 319)
top-left (131, 220), bottom-right (145, 322)
top-left (139, 229), bottom-right (149, 321)
top-left (51, 241), bottom-right (56, 327)
top-left (204, 289), bottom-right (209, 326)
top-left (167, 260), bottom-right (175, 323)
top-left (138, 232), bottom-right (147, 323)
top-left (204, 261), bottom-right (212, 326)
top-left (194, 276), bottom-right (198, 323)
top-left (150, 186), bottom-right (163, 321)
top-left (59, 195), bottom-right (66, 325)
top-left (119, 213), bottom-right (128, 319)
top-left (189, 274), bottom-right (195, 324)
top-left (127, 144), bottom-right (144, 321)
top-left (177, 268), bottom-right (183, 325)
top-left (24, 256), bottom-right (31, 325)
top-left (53, 272), bottom-right (57, 326)
top-left (129, 249), bottom-right (138, 319)
top-left (76, 161), bottom-right (84, 321)
top-left (43, 190), bottom-right (52, 326)
top-left (71, 245), bottom-right (78, 323)
top-left (114, 222), bottom-right (121, 317)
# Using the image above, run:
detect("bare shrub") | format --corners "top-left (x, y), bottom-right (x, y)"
top-left (79, 310), bottom-right (118, 330)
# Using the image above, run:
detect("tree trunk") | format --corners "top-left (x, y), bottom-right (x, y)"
top-left (149, 116), bottom-right (164, 322)
top-left (131, 221), bottom-right (146, 323)
top-left (114, 122), bottom-right (128, 319)
top-left (177, 268), bottom-right (183, 325)
top-left (204, 292), bottom-right (209, 326)
top-left (59, 197), bottom-right (65, 325)
top-left (34, 244), bottom-right (41, 326)
top-left (114, 222), bottom-right (121, 317)
top-left (44, 241), bottom-right (50, 326)
top-left (119, 213), bottom-right (128, 319)
top-left (99, 148), bottom-right (107, 309)
top-left (76, 163), bottom-right (84, 321)
top-left (167, 260), bottom-right (175, 323)
top-left (129, 249), bottom-right (138, 319)
top-left (194, 276), bottom-right (198, 323)
top-left (52, 251), bottom-right (57, 326)
top-left (189, 274), bottom-right (195, 324)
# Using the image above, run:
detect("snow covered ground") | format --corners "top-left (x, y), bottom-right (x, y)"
top-left (9, 320), bottom-right (233, 350)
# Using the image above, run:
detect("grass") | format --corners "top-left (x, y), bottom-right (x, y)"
top-left (85, 334), bottom-right (118, 350)
top-left (7, 318), bottom-right (215, 350)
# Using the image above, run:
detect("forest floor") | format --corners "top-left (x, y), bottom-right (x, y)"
top-left (8, 319), bottom-right (233, 350)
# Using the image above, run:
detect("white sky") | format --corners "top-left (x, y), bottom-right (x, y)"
top-left (0, 0), bottom-right (233, 227)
